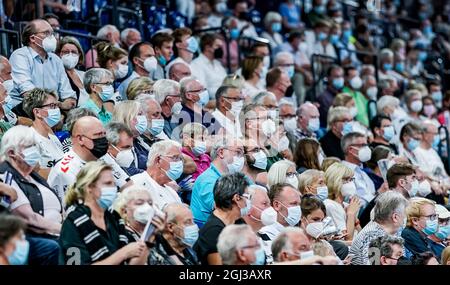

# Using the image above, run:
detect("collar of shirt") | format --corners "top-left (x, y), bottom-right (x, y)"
top-left (28, 46), bottom-right (50, 62)
top-left (212, 108), bottom-right (242, 136)
top-left (209, 163), bottom-right (222, 177)
top-left (342, 160), bottom-right (363, 171)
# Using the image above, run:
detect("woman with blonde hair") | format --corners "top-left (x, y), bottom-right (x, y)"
top-left (126, 77), bottom-right (155, 100)
top-left (324, 162), bottom-right (361, 241)
top-left (267, 159), bottom-right (298, 190)
top-left (60, 161), bottom-right (147, 265)
top-left (333, 93), bottom-right (357, 119)
top-left (321, 157), bottom-right (340, 172)
top-left (95, 42), bottom-right (129, 82)
top-left (298, 169), bottom-right (328, 201)
top-left (113, 185), bottom-right (165, 242)
top-left (442, 246), bottom-right (450, 265)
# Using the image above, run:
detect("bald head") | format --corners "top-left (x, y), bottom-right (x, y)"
top-left (297, 102), bottom-right (320, 131)
top-left (169, 62), bottom-right (191, 82)
top-left (72, 116), bottom-right (104, 137)
top-left (0, 56), bottom-right (12, 82)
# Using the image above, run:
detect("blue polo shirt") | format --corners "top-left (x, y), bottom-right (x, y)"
top-left (191, 164), bottom-right (222, 227)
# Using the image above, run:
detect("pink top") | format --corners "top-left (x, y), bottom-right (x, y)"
top-left (182, 147), bottom-right (211, 181)
top-left (85, 49), bottom-right (99, 69)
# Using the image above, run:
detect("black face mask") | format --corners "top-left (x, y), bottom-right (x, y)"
top-left (238, 11), bottom-right (248, 21)
top-left (285, 85), bottom-right (294, 97)
top-left (214, 47), bottom-right (224, 59)
top-left (88, 137), bottom-right (109, 158)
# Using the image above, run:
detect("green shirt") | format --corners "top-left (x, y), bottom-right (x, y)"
top-left (80, 98), bottom-right (112, 126)
top-left (0, 120), bottom-right (13, 143)
top-left (343, 86), bottom-right (369, 127)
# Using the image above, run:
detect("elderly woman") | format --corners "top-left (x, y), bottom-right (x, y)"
top-left (298, 169), bottom-right (328, 201)
top-left (81, 68), bottom-right (115, 125)
top-left (126, 77), bottom-right (155, 100)
top-left (112, 100), bottom-right (150, 175)
top-left (60, 161), bottom-right (147, 265)
top-left (0, 126), bottom-right (62, 236)
top-left (294, 138), bottom-right (322, 174)
top-left (22, 88), bottom-right (64, 178)
top-left (267, 159), bottom-right (298, 190)
top-left (181, 123), bottom-right (211, 181)
top-left (261, 12), bottom-right (284, 51)
top-left (114, 185), bottom-right (165, 242)
top-left (56, 36), bottom-right (89, 106)
top-left (404, 89), bottom-right (424, 122)
top-left (0, 214), bottom-right (28, 265)
top-left (324, 162), bottom-right (361, 242)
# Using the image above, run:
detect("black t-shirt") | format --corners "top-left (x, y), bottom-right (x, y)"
top-left (193, 213), bottom-right (225, 265)
top-left (320, 131), bottom-right (344, 160)
top-left (369, 141), bottom-right (398, 155)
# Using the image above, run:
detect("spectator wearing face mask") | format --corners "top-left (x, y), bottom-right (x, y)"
top-left (9, 20), bottom-right (77, 114)
top-left (369, 115), bottom-right (398, 154)
top-left (208, 0), bottom-right (228, 28)
top-left (309, 20), bottom-right (337, 59)
top-left (171, 28), bottom-right (198, 67)
top-left (427, 80), bottom-right (443, 110)
top-left (134, 95), bottom-right (168, 146)
top-left (398, 122), bottom-right (422, 165)
top-left (60, 161), bottom-right (148, 265)
top-left (279, 100), bottom-right (298, 136)
top-left (426, 204), bottom-right (450, 259)
top-left (307, 0), bottom-right (329, 28)
top-left (153, 79), bottom-right (181, 137)
top-left (332, 93), bottom-right (358, 119)
top-left (320, 106), bottom-right (352, 160)
top-left (190, 34), bottom-right (227, 99)
top-left (361, 74), bottom-right (378, 102)
top-left (261, 12), bottom-right (284, 51)
top-left (231, 0), bottom-right (258, 39)
top-left (56, 36), bottom-right (88, 106)
top-left (22, 89), bottom-right (64, 178)
top-left (279, 0), bottom-right (303, 31)
top-left (368, 235), bottom-right (405, 265)
top-left (211, 85), bottom-right (244, 137)
top-left (217, 224), bottom-right (265, 265)
top-left (293, 102), bottom-right (320, 142)
top-left (266, 68), bottom-right (294, 103)
top-left (259, 183), bottom-right (302, 241)
top-left (120, 28), bottom-right (142, 51)
top-left (299, 170), bottom-right (328, 201)
top-left (349, 191), bottom-right (408, 265)
top-left (81, 68), bottom-right (115, 125)
top-left (168, 62), bottom-right (192, 83)
top-left (404, 89), bottom-right (425, 123)
top-left (421, 95), bottom-right (440, 125)
top-left (242, 138), bottom-right (268, 184)
top-left (324, 162), bottom-right (361, 241)
top-left (294, 138), bottom-right (322, 174)
top-left (117, 42), bottom-right (157, 100)
top-left (191, 136), bottom-right (244, 227)
top-left (0, 126), bottom-right (61, 265)
top-left (253, 91), bottom-right (278, 121)
top-left (85, 25), bottom-right (121, 69)
top-left (378, 49), bottom-right (405, 84)
top-left (267, 160), bottom-right (298, 190)
top-left (414, 121), bottom-right (448, 180)
top-left (241, 56), bottom-right (265, 99)
top-left (194, 173), bottom-right (251, 265)
top-left (150, 33), bottom-right (174, 81)
top-left (402, 198), bottom-right (439, 258)
top-left (0, 214), bottom-right (28, 265)
top-left (148, 203), bottom-right (200, 265)
top-left (317, 65), bottom-right (345, 127)
top-left (342, 66), bottom-right (369, 126)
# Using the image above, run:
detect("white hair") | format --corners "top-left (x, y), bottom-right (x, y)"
top-left (210, 135), bottom-right (241, 161)
top-left (97, 24), bottom-right (119, 40)
top-left (147, 140), bottom-right (182, 166)
top-left (153, 79), bottom-right (180, 104)
top-left (267, 159), bottom-right (297, 187)
top-left (253, 91), bottom-right (277, 105)
top-left (113, 185), bottom-right (151, 217)
top-left (264, 12), bottom-right (282, 28)
top-left (274, 52), bottom-right (294, 67)
top-left (377, 95), bottom-right (399, 114)
top-left (135, 94), bottom-right (159, 114)
top-left (120, 28), bottom-right (140, 43)
top-left (179, 76), bottom-right (200, 101)
top-left (0, 126), bottom-right (36, 161)
top-left (380, 48), bottom-right (394, 60)
top-left (217, 224), bottom-right (255, 265)
top-left (83, 68), bottom-right (113, 93)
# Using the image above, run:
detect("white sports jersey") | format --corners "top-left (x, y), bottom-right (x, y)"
top-left (31, 127), bottom-right (65, 169)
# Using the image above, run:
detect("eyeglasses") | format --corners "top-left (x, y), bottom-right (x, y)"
top-left (286, 172), bottom-right (298, 178)
top-left (223, 96), bottom-right (244, 102)
top-left (421, 214), bottom-right (438, 221)
top-left (280, 114), bottom-right (297, 120)
top-left (96, 82), bottom-right (113, 86)
top-left (187, 88), bottom-right (206, 93)
top-left (385, 256), bottom-right (401, 261)
top-left (223, 147), bottom-right (244, 157)
top-left (35, 30), bottom-right (56, 37)
top-left (350, 143), bottom-right (369, 148)
top-left (240, 243), bottom-right (261, 250)
top-left (161, 154), bottom-right (183, 162)
top-left (342, 177), bottom-right (355, 183)
top-left (39, 102), bottom-right (59, 109)
top-left (245, 147), bottom-right (263, 154)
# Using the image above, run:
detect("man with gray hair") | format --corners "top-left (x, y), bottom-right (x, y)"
top-left (319, 106), bottom-right (352, 159)
top-left (211, 85), bottom-right (244, 138)
top-left (217, 224), bottom-right (263, 265)
top-left (368, 235), bottom-right (405, 265)
top-left (168, 62), bottom-right (192, 82)
top-left (294, 101), bottom-right (320, 141)
top-left (0, 56), bottom-right (13, 94)
top-left (253, 91), bottom-right (278, 120)
top-left (271, 227), bottom-right (312, 262)
top-left (135, 94), bottom-right (169, 143)
top-left (120, 28), bottom-right (142, 50)
top-left (191, 136), bottom-right (244, 227)
top-left (86, 24), bottom-right (121, 68)
top-left (349, 190), bottom-right (408, 265)
top-left (153, 79), bottom-right (181, 137)
top-left (130, 140), bottom-right (183, 210)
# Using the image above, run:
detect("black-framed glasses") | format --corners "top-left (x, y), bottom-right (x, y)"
top-left (39, 102), bottom-right (59, 109)
top-left (342, 177), bottom-right (355, 183)
top-left (421, 214), bottom-right (438, 221)
top-left (223, 147), bottom-right (244, 157)
top-left (35, 30), bottom-right (56, 37)
top-left (187, 88), bottom-right (206, 94)
top-left (96, 82), bottom-right (113, 86)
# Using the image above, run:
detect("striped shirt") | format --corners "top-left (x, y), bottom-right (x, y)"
top-left (349, 221), bottom-right (387, 265)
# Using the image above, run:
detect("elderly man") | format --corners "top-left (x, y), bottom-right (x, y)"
top-left (211, 85), bottom-right (244, 138)
top-left (48, 116), bottom-right (127, 201)
top-left (148, 203), bottom-right (199, 265)
top-left (361, 74), bottom-right (378, 101)
top-left (414, 121), bottom-right (449, 179)
top-left (253, 91), bottom-right (278, 120)
top-left (341, 132), bottom-right (376, 206)
top-left (9, 20), bottom-right (76, 114)
top-left (86, 24), bottom-right (121, 68)
top-left (266, 68), bottom-right (293, 103)
top-left (242, 138), bottom-right (268, 184)
top-left (118, 42), bottom-right (157, 99)
top-left (294, 102), bottom-right (320, 141)
top-left (271, 227), bottom-right (312, 262)
top-left (105, 122), bottom-right (135, 180)
top-left (319, 106), bottom-right (352, 159)
top-left (168, 62), bottom-right (192, 82)
top-left (154, 79), bottom-right (181, 137)
top-left (0, 56), bottom-right (13, 94)
top-left (349, 191), bottom-right (408, 265)
top-left (279, 100), bottom-right (297, 133)
top-left (368, 235), bottom-right (405, 265)
top-left (259, 183), bottom-right (302, 241)
top-left (130, 140), bottom-right (182, 210)
top-left (217, 224), bottom-right (263, 265)
top-left (136, 94), bottom-right (168, 144)
top-left (191, 136), bottom-right (244, 227)
top-left (316, 65), bottom-right (345, 128)
top-left (120, 28), bottom-right (142, 51)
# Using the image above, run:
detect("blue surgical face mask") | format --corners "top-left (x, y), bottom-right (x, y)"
top-left (418, 51), bottom-right (428, 62)
top-left (314, 5), bottom-right (326, 14)
top-left (97, 186), bottom-right (118, 210)
top-left (192, 140), bottom-right (207, 156)
top-left (435, 224), bottom-right (450, 240)
top-left (383, 126), bottom-right (395, 142)
top-left (180, 224), bottom-right (199, 247)
top-left (271, 22), bottom-right (282, 33)
top-left (135, 115), bottom-right (148, 135)
top-left (316, 186), bottom-right (328, 201)
top-left (407, 138), bottom-right (420, 151)
top-left (341, 121), bottom-right (353, 136)
top-left (422, 219), bottom-right (439, 235)
top-left (163, 158), bottom-right (184, 181)
top-left (342, 29), bottom-right (352, 42)
top-left (44, 108), bottom-right (61, 128)
top-left (252, 246), bottom-right (266, 265)
top-left (252, 150), bottom-right (268, 170)
top-left (239, 197), bottom-right (252, 217)
top-left (308, 118), bottom-right (320, 133)
top-left (230, 28), bottom-right (240, 40)
top-left (21, 146), bottom-right (40, 167)
top-left (432, 135), bottom-right (440, 150)
top-left (227, 156), bottom-right (245, 173)
top-left (99, 85), bottom-right (114, 102)
top-left (279, 202), bottom-right (302, 226)
top-left (383, 63), bottom-right (393, 71)
top-left (423, 26), bottom-right (433, 36)
top-left (8, 239), bottom-right (30, 265)
top-left (330, 34), bottom-right (340, 44)
top-left (149, 118), bottom-right (164, 136)
top-left (285, 66), bottom-right (295, 78)
top-left (395, 62), bottom-right (405, 73)
top-left (317, 32), bottom-right (328, 41)
top-left (198, 90), bottom-right (209, 106)
top-left (158, 55), bottom-right (167, 66)
top-left (332, 77), bottom-right (344, 90)
top-left (186, 37), bottom-right (199, 54)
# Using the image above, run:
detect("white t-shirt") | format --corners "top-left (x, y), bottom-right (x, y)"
top-left (130, 171), bottom-right (181, 210)
top-left (190, 54), bottom-right (227, 99)
top-left (324, 199), bottom-right (347, 233)
top-left (6, 173), bottom-right (62, 224)
top-left (101, 153), bottom-right (130, 188)
top-left (413, 146), bottom-right (449, 178)
top-left (31, 127), bottom-right (64, 169)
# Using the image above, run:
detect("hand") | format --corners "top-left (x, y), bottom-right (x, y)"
top-left (151, 215), bottom-right (166, 235)
top-left (0, 183), bottom-right (17, 202)
top-left (346, 196), bottom-right (361, 217)
top-left (317, 256), bottom-right (339, 265)
top-left (343, 254), bottom-right (354, 265)
top-left (377, 182), bottom-right (389, 194)
top-left (122, 241), bottom-right (146, 260)
top-left (60, 99), bottom-right (76, 110)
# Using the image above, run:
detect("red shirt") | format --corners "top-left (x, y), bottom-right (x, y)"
top-left (182, 147), bottom-right (211, 181)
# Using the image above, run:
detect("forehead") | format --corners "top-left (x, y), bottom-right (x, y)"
top-left (140, 44), bottom-right (154, 54)
top-left (290, 232), bottom-right (309, 247)
top-left (35, 20), bottom-right (52, 31)
top-left (61, 43), bottom-right (78, 51)
top-left (421, 203), bottom-right (436, 215)
top-left (166, 145), bottom-right (181, 155)
top-left (244, 138), bottom-right (258, 149)
top-left (280, 104), bottom-right (295, 112)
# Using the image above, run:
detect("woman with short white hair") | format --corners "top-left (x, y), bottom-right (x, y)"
top-left (267, 160), bottom-right (298, 190)
top-left (0, 125), bottom-right (62, 236)
top-left (261, 12), bottom-right (284, 50)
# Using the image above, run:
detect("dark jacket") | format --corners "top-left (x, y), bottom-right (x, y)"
top-left (319, 130), bottom-right (344, 160)
top-left (401, 226), bottom-right (432, 256)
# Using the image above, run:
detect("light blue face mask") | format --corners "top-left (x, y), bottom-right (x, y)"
top-left (422, 219), bottom-right (438, 235)
top-left (383, 126), bottom-right (395, 142)
top-left (180, 224), bottom-right (199, 247)
top-left (407, 138), bottom-right (420, 151)
top-left (163, 158), bottom-right (184, 181)
top-left (8, 239), bottom-right (30, 265)
top-left (383, 63), bottom-right (393, 71)
top-left (186, 37), bottom-right (199, 54)
top-left (418, 51), bottom-right (428, 62)
top-left (2, 97), bottom-right (14, 115)
top-left (341, 121), bottom-right (353, 136)
top-left (315, 186), bottom-right (328, 201)
top-left (314, 5), bottom-right (326, 15)
top-left (332, 77), bottom-right (344, 90)
top-left (22, 146), bottom-right (40, 167)
top-left (432, 135), bottom-right (440, 150)
top-left (198, 90), bottom-right (210, 106)
top-left (285, 66), bottom-right (295, 78)
top-left (230, 28), bottom-right (240, 40)
top-left (317, 32), bottom-right (328, 41)
top-left (227, 156), bottom-right (245, 173)
top-left (149, 118), bottom-right (164, 136)
top-left (252, 246), bottom-right (266, 265)
top-left (271, 22), bottom-right (282, 33)
top-left (395, 62), bottom-right (405, 73)
top-left (342, 30), bottom-right (352, 42)
top-left (99, 85), bottom-right (114, 102)
top-left (192, 141), bottom-right (207, 156)
top-left (135, 115), bottom-right (148, 135)
top-left (330, 34), bottom-right (340, 44)
top-left (239, 197), bottom-right (252, 217)
top-left (435, 224), bottom-right (450, 240)
top-left (158, 55), bottom-right (167, 66)
top-left (97, 186), bottom-right (118, 210)
top-left (44, 108), bottom-right (61, 128)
